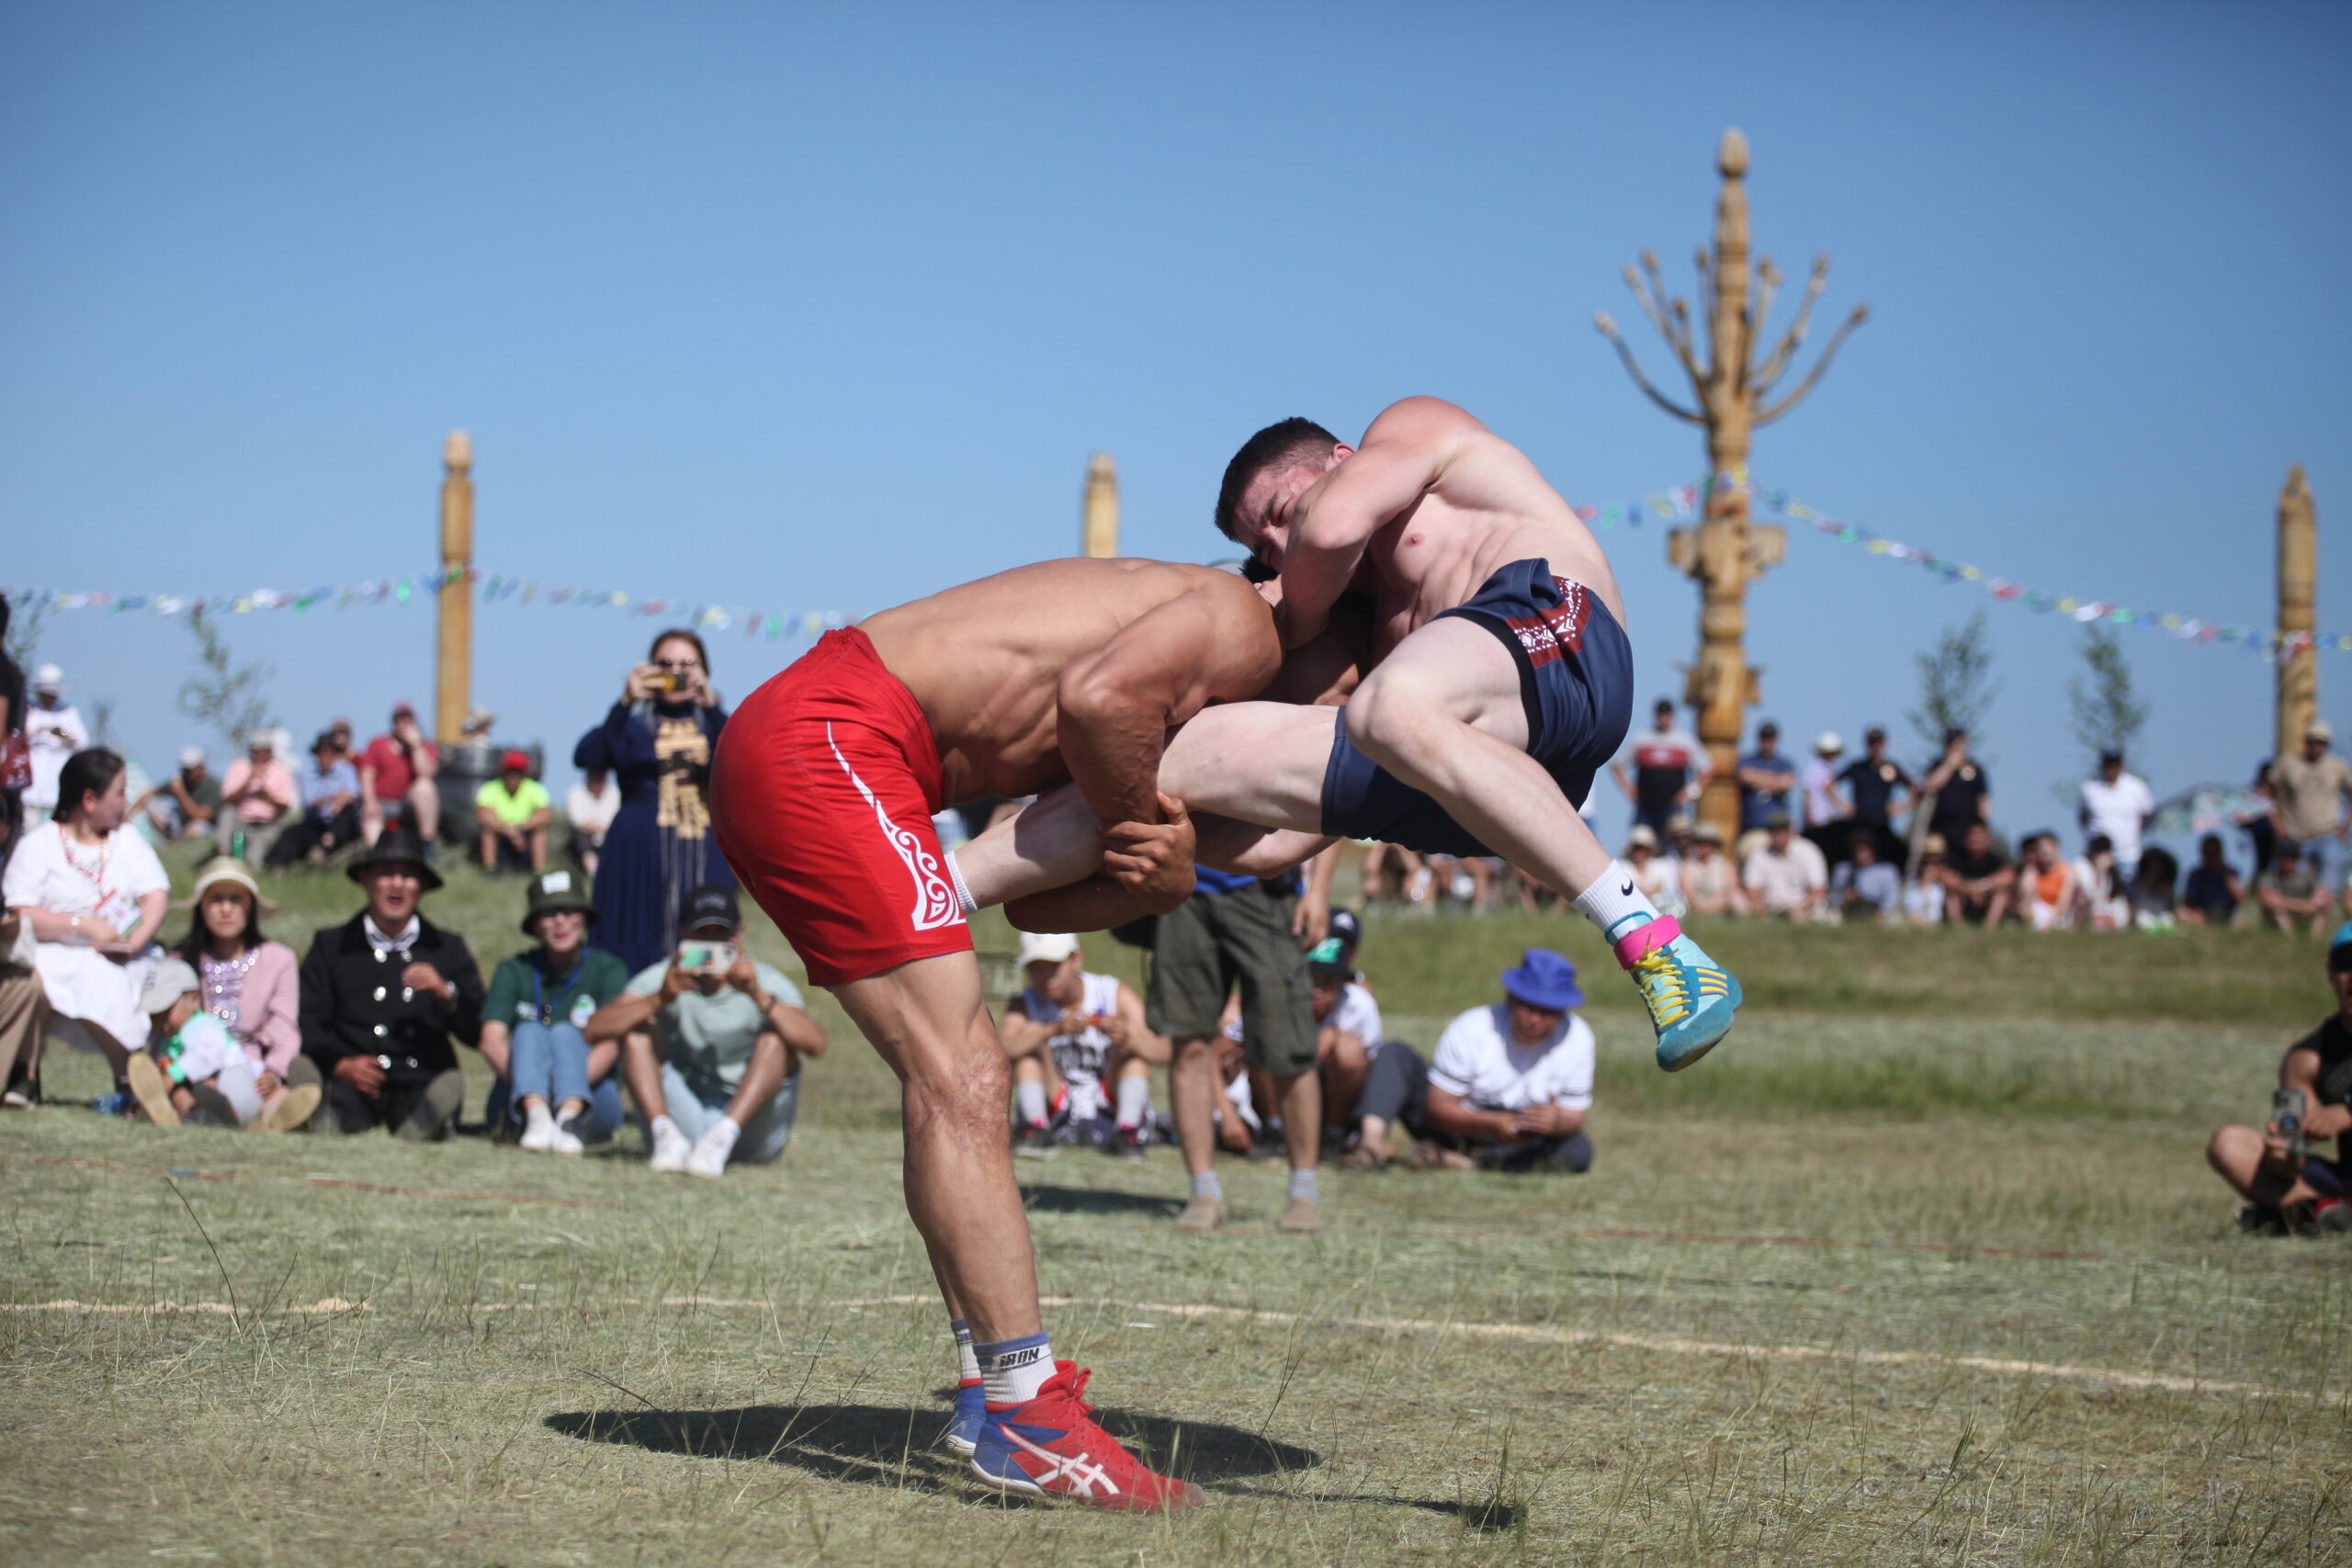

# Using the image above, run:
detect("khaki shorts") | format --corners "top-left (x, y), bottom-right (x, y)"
top-left (1146, 884), bottom-right (1317, 1077)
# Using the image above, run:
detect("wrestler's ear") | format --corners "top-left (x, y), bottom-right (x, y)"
top-left (1328, 443), bottom-right (1356, 468)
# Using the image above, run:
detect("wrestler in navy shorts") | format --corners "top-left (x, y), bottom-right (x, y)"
top-left (1320, 558), bottom-right (1634, 857)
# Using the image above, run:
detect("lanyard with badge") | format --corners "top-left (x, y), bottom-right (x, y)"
top-left (529, 960), bottom-right (599, 1030)
top-left (62, 834), bottom-right (141, 936)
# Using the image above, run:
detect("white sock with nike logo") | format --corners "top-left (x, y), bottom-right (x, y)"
top-left (1571, 862), bottom-right (1661, 947)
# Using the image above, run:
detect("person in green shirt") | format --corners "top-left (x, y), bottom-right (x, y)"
top-left (481, 869), bottom-right (631, 1152)
top-left (584, 884), bottom-right (827, 1179)
top-left (475, 750), bottom-right (553, 874)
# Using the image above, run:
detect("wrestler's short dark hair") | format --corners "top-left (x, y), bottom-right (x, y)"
top-left (1215, 418), bottom-right (1340, 542)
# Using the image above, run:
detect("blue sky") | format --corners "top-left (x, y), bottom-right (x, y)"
top-left (5, 2), bottom-right (2348, 851)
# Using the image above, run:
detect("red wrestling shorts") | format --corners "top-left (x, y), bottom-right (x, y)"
top-left (710, 628), bottom-right (972, 987)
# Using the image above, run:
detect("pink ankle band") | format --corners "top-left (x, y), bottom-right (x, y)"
top-left (1613, 915), bottom-right (1680, 968)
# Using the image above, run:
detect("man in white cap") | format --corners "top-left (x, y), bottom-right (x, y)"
top-left (137, 747), bottom-right (222, 842)
top-left (1799, 731), bottom-right (1851, 865)
top-left (999, 931), bottom-right (1163, 1159)
top-left (2267, 720), bottom-right (2352, 908)
top-left (22, 666), bottom-right (86, 815)
top-left (217, 728), bottom-right (298, 864)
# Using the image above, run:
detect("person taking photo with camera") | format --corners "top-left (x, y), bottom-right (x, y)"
top-left (2206, 919), bottom-right (2352, 1233)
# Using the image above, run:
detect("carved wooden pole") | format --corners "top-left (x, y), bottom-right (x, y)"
top-left (1598, 128), bottom-right (1865, 842)
top-left (435, 431), bottom-right (474, 747)
top-left (1081, 452), bottom-right (1119, 558)
top-left (2278, 464), bottom-right (2317, 757)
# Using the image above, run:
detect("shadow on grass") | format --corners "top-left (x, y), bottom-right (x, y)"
top-left (1018, 1184), bottom-right (1183, 1218)
top-left (546, 1404), bottom-right (1515, 1528)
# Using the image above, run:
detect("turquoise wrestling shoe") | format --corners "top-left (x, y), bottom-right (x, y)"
top-left (1611, 916), bottom-right (1741, 1071)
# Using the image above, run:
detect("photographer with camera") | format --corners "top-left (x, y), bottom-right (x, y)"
top-left (576, 629), bottom-right (734, 973)
top-left (2206, 920), bottom-right (2352, 1233)
top-left (584, 884), bottom-right (824, 1179)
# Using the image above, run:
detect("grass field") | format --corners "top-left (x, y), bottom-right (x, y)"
top-left (4, 852), bottom-right (2348, 1565)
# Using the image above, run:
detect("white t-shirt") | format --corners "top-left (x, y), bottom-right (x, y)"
top-left (1428, 1003), bottom-right (1596, 1113)
top-left (1316, 980), bottom-right (1385, 1055)
top-left (1011, 972), bottom-right (1124, 1121)
top-left (4, 819), bottom-right (170, 934)
top-left (1631, 856), bottom-right (1686, 919)
top-left (2077, 773), bottom-right (2155, 865)
top-left (1800, 757), bottom-right (1845, 827)
top-left (23, 702), bottom-right (89, 810)
top-left (565, 781), bottom-right (620, 840)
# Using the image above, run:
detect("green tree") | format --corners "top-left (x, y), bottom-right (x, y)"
top-left (4, 594), bottom-right (51, 675)
top-left (176, 610), bottom-right (276, 754)
top-left (1908, 612), bottom-right (1999, 757)
top-left (2068, 623), bottom-right (2148, 770)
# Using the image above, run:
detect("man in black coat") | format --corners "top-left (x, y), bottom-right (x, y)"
top-left (300, 828), bottom-right (484, 1137)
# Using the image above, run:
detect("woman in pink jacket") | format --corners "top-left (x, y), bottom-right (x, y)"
top-left (172, 859), bottom-right (311, 1108)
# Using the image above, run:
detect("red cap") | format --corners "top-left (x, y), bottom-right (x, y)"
top-left (390, 701), bottom-right (416, 718)
top-left (501, 750), bottom-right (530, 773)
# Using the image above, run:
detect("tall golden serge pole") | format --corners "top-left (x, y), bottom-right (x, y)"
top-left (1081, 452), bottom-right (1120, 558)
top-left (1597, 130), bottom-right (1869, 840)
top-left (435, 431), bottom-right (475, 747)
top-left (2277, 464), bottom-right (2318, 756)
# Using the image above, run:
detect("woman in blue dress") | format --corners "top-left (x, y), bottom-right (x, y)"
top-left (575, 628), bottom-right (732, 974)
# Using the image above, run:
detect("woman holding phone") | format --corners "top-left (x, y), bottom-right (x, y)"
top-left (577, 628), bottom-right (734, 973)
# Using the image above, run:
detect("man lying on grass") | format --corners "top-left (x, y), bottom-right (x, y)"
top-left (2206, 919), bottom-right (2352, 1234)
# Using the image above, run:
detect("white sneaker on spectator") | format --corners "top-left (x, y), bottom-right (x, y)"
top-left (684, 1129), bottom-right (731, 1180)
top-left (519, 1113), bottom-right (557, 1154)
top-left (648, 1117), bottom-right (693, 1174)
top-left (548, 1123), bottom-right (584, 1156)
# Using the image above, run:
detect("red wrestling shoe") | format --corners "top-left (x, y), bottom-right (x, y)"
top-left (967, 1361), bottom-right (1204, 1510)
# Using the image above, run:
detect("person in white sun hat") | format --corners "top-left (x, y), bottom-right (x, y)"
top-left (22, 665), bottom-right (87, 815)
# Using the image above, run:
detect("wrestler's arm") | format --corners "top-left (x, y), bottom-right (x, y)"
top-left (1055, 581), bottom-right (1282, 827)
top-left (1276, 399), bottom-right (1469, 649)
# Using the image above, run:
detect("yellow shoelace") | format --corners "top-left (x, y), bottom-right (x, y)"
top-left (1631, 947), bottom-right (1691, 1026)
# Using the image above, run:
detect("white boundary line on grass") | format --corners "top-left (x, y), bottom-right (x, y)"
top-left (9, 1292), bottom-right (2291, 1401)
top-left (843, 1293), bottom-right (2290, 1401)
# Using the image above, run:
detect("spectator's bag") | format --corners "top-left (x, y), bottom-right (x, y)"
top-left (0, 733), bottom-right (28, 791)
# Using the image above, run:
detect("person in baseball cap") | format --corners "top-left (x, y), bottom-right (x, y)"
top-left (474, 748), bottom-right (551, 874)
top-left (1001, 931), bottom-right (1162, 1163)
top-left (591, 883), bottom-right (827, 1179)
top-left (136, 745), bottom-right (221, 842)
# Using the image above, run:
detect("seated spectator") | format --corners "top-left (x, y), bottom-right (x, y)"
top-left (1680, 822), bottom-right (1747, 917)
top-left (1741, 810), bottom-right (1827, 919)
top-left (2071, 835), bottom-right (2132, 931)
top-left (1829, 832), bottom-right (1902, 922)
top-left (2206, 924), bottom-right (2352, 1232)
top-left (172, 857), bottom-right (306, 1106)
top-left (216, 729), bottom-right (298, 864)
top-left (588, 885), bottom-right (827, 1179)
top-left (1001, 931), bottom-right (1163, 1159)
top-left (1903, 835), bottom-right (1951, 926)
top-left (480, 869), bottom-right (631, 1154)
top-left (565, 766), bottom-right (620, 877)
top-left (1346, 948), bottom-right (1593, 1173)
top-left (1, 910), bottom-right (48, 1108)
top-left (268, 730), bottom-right (363, 867)
top-left (298, 829), bottom-right (482, 1137)
top-left (124, 958), bottom-right (320, 1131)
top-left (1624, 825), bottom-right (1686, 919)
top-left (1306, 935), bottom-right (1383, 1141)
top-left (359, 702), bottom-right (440, 848)
top-left (475, 750), bottom-right (553, 874)
top-left (1736, 722), bottom-right (1797, 841)
top-left (1838, 726), bottom-right (1914, 866)
top-left (136, 748), bottom-right (221, 842)
top-left (2179, 834), bottom-right (2245, 928)
top-left (2130, 845), bottom-right (2180, 931)
top-left (1936, 820), bottom-right (2016, 927)
top-left (2016, 832), bottom-right (2083, 931)
top-left (2254, 841), bottom-right (2333, 935)
top-left (3, 748), bottom-right (169, 1092)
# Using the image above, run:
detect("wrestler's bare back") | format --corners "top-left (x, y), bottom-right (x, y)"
top-left (858, 557), bottom-right (1279, 807)
top-left (1309, 397), bottom-right (1628, 654)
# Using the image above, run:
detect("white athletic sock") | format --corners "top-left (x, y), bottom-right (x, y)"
top-left (1571, 862), bottom-right (1663, 947)
top-left (703, 1115), bottom-right (741, 1153)
top-left (950, 1317), bottom-right (981, 1383)
top-left (524, 1102), bottom-right (554, 1136)
top-left (651, 1113), bottom-right (682, 1143)
top-left (1014, 1080), bottom-right (1048, 1127)
top-left (1190, 1170), bottom-right (1223, 1201)
top-left (553, 1104), bottom-right (581, 1133)
top-left (1114, 1075), bottom-right (1150, 1129)
top-left (944, 850), bottom-right (978, 916)
top-left (976, 1331), bottom-right (1055, 1406)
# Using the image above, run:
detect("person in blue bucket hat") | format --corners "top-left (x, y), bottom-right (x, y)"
top-left (1340, 947), bottom-right (1596, 1172)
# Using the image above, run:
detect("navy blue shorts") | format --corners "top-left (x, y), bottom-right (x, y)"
top-left (1319, 559), bottom-right (1634, 856)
